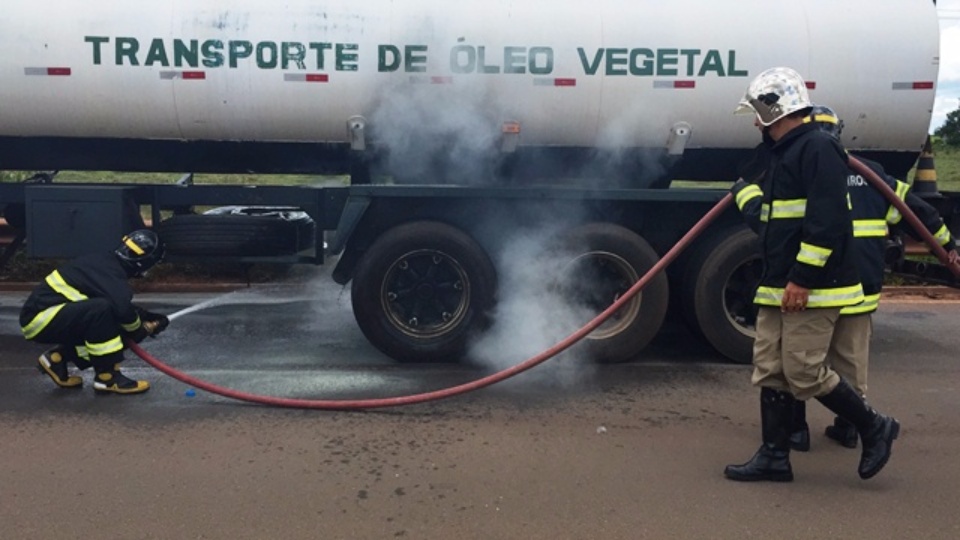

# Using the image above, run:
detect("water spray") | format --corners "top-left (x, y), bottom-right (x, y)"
top-left (166, 285), bottom-right (318, 322)
top-left (167, 292), bottom-right (240, 322)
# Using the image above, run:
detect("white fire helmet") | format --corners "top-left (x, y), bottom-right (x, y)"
top-left (734, 67), bottom-right (812, 127)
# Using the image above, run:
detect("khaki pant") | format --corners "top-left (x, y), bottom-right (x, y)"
top-left (751, 306), bottom-right (841, 401)
top-left (825, 313), bottom-right (872, 396)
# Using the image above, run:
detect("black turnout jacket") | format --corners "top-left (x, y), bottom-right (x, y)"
top-left (732, 123), bottom-right (863, 309)
top-left (842, 157), bottom-right (954, 314)
top-left (20, 252), bottom-right (143, 337)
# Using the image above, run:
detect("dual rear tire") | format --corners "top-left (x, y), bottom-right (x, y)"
top-left (350, 221), bottom-right (497, 363)
top-left (677, 225), bottom-right (761, 364)
top-left (350, 221), bottom-right (670, 364)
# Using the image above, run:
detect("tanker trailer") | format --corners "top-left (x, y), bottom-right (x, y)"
top-left (0, 0), bottom-right (943, 364)
top-left (0, 0), bottom-right (940, 185)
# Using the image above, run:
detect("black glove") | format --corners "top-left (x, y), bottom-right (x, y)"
top-left (150, 314), bottom-right (170, 336)
top-left (134, 306), bottom-right (170, 337)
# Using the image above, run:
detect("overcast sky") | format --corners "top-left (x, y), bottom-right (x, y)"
top-left (934, 0), bottom-right (960, 131)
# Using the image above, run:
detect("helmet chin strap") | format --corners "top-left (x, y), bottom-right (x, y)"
top-left (761, 128), bottom-right (775, 146)
top-left (118, 256), bottom-right (142, 278)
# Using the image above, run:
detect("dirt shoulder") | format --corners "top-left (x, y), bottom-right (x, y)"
top-left (881, 286), bottom-right (960, 300)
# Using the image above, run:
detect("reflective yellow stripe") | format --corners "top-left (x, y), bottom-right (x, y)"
top-left (760, 203), bottom-right (770, 222)
top-left (934, 224), bottom-right (952, 246)
top-left (886, 205), bottom-right (902, 225)
top-left (840, 293), bottom-right (881, 315)
top-left (895, 180), bottom-right (911, 201)
top-left (853, 219), bottom-right (888, 238)
top-left (45, 270), bottom-right (88, 302)
top-left (123, 236), bottom-right (145, 255)
top-left (754, 287), bottom-right (783, 305)
top-left (805, 284), bottom-right (864, 307)
top-left (803, 113), bottom-right (839, 126)
top-left (755, 284), bottom-right (864, 308)
top-left (736, 184), bottom-right (763, 210)
top-left (796, 242), bottom-right (832, 267)
top-left (769, 198), bottom-right (807, 219)
top-left (76, 345), bottom-right (90, 359)
top-left (122, 317), bottom-right (142, 333)
top-left (886, 181), bottom-right (911, 225)
top-left (85, 336), bottom-right (124, 357)
top-left (21, 304), bottom-right (66, 340)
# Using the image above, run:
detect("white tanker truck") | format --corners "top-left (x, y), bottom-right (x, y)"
top-left (0, 0), bottom-right (954, 364)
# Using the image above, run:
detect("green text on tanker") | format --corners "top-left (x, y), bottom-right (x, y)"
top-left (84, 37), bottom-right (748, 77)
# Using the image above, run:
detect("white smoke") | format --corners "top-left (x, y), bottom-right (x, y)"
top-left (467, 219), bottom-right (599, 386)
top-left (365, 73), bottom-right (670, 187)
top-left (369, 77), bottom-right (501, 185)
top-left (592, 99), bottom-right (671, 188)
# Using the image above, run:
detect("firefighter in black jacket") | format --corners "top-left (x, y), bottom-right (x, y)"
top-left (784, 106), bottom-right (960, 450)
top-left (20, 229), bottom-right (170, 395)
top-left (724, 67), bottom-right (899, 482)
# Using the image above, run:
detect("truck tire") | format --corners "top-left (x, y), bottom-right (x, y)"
top-left (351, 221), bottom-right (497, 363)
top-left (680, 225), bottom-right (761, 364)
top-left (555, 223), bottom-right (669, 363)
top-left (158, 207), bottom-right (315, 257)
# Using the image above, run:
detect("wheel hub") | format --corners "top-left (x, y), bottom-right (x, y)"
top-left (381, 249), bottom-right (470, 338)
top-left (558, 251), bottom-right (641, 340)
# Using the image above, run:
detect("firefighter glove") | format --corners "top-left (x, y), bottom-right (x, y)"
top-left (149, 314), bottom-right (170, 336)
top-left (134, 306), bottom-right (170, 337)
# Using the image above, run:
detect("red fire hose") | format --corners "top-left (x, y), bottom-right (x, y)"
top-left (129, 155), bottom-right (960, 410)
top-left (848, 155), bottom-right (960, 278)
top-left (129, 193), bottom-right (735, 409)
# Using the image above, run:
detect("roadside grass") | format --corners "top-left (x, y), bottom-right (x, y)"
top-left (924, 139), bottom-right (960, 192)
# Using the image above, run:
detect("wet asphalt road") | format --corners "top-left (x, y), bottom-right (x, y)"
top-left (2, 278), bottom-right (960, 540)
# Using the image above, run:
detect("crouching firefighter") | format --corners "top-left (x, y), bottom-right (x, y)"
top-left (19, 229), bottom-right (170, 395)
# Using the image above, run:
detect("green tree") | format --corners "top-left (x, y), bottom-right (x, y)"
top-left (935, 105), bottom-right (960, 147)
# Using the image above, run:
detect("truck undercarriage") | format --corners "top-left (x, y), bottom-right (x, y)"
top-left (4, 175), bottom-right (955, 365)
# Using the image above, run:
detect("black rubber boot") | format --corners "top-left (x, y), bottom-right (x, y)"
top-left (789, 400), bottom-right (810, 452)
top-left (70, 349), bottom-right (93, 371)
top-left (816, 379), bottom-right (899, 479)
top-left (37, 347), bottom-right (83, 389)
top-left (824, 416), bottom-right (858, 449)
top-left (724, 388), bottom-right (794, 482)
top-left (92, 355), bottom-right (150, 395)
